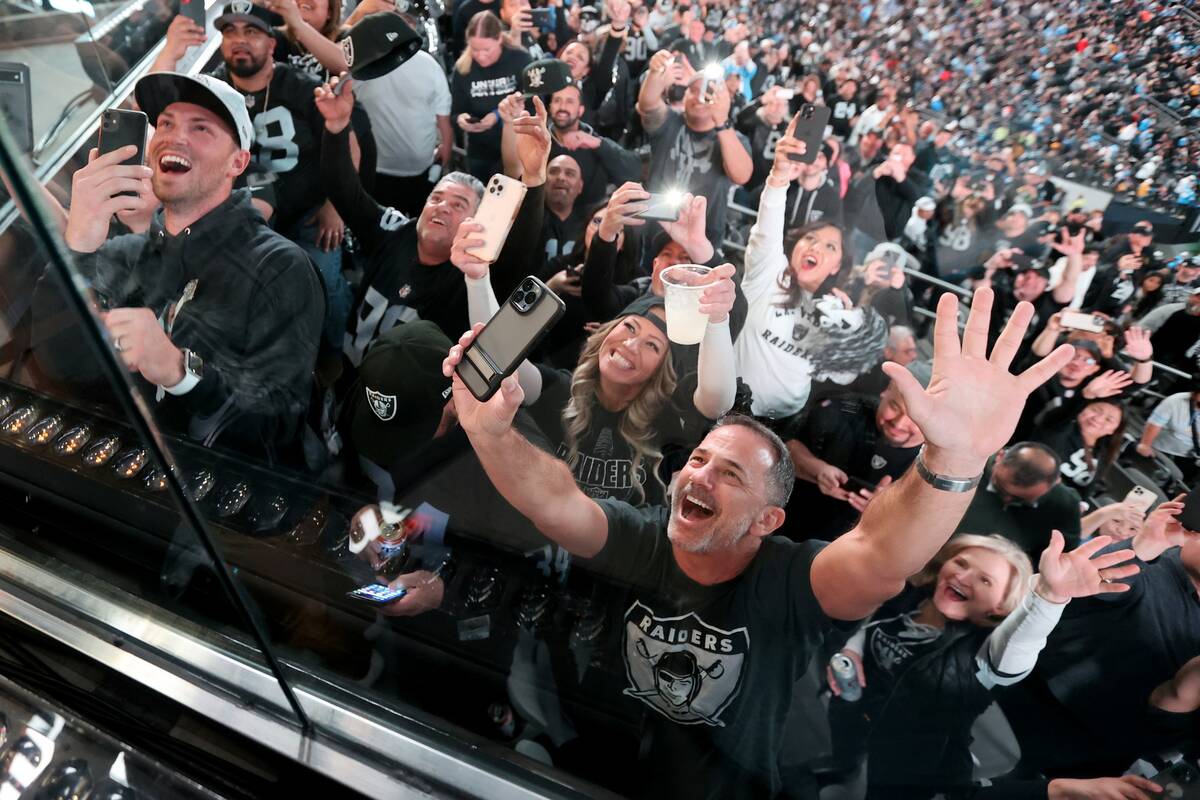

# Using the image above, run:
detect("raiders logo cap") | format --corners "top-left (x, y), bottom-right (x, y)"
top-left (135, 71), bottom-right (254, 150)
top-left (214, 0), bottom-right (282, 33)
top-left (348, 321), bottom-right (453, 468)
top-left (520, 58), bottom-right (577, 98)
top-left (341, 12), bottom-right (423, 81)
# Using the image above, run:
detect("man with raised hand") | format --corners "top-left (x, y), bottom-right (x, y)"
top-left (440, 287), bottom-right (1074, 798)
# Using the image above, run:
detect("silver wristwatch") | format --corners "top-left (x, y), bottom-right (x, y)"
top-left (914, 446), bottom-right (982, 493)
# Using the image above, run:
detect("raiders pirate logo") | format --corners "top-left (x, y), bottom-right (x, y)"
top-left (398, 284), bottom-right (412, 299)
top-left (365, 387), bottom-right (397, 421)
top-left (229, 0), bottom-right (253, 14)
top-left (526, 66), bottom-right (546, 89)
top-left (622, 602), bottom-right (749, 727)
top-left (870, 454), bottom-right (887, 470)
top-left (341, 37), bottom-right (355, 68)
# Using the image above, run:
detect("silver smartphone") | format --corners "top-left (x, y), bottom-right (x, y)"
top-left (457, 276), bottom-right (565, 401)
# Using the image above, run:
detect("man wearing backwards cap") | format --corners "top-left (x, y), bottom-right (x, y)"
top-left (42, 72), bottom-right (323, 460)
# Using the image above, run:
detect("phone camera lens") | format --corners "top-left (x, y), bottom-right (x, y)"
top-left (522, 280), bottom-right (534, 291)
top-left (524, 292), bottom-right (538, 305)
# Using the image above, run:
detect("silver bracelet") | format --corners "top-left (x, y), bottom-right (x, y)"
top-left (914, 446), bottom-right (982, 493)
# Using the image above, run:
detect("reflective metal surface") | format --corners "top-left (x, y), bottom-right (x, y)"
top-left (215, 482), bottom-right (251, 519)
top-left (0, 550), bottom-right (605, 800)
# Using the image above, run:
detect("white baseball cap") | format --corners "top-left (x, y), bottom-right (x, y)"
top-left (135, 71), bottom-right (253, 151)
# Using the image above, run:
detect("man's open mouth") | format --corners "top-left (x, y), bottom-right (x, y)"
top-left (680, 493), bottom-right (715, 521)
top-left (158, 154), bottom-right (192, 174)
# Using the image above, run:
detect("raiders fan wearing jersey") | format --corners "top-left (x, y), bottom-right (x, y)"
top-left (316, 76), bottom-right (545, 371)
top-left (441, 288), bottom-right (1076, 798)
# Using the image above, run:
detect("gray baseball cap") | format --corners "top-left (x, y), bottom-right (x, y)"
top-left (134, 71), bottom-right (254, 151)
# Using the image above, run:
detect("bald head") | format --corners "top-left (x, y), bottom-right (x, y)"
top-left (992, 443), bottom-right (1061, 505)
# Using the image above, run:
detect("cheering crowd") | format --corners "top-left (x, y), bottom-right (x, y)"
top-left (13, 0), bottom-right (1200, 797)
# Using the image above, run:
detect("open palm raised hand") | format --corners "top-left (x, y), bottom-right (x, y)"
top-left (1034, 531), bottom-right (1142, 603)
top-left (883, 288), bottom-right (1075, 476)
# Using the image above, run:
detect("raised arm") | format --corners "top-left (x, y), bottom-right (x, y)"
top-left (442, 326), bottom-right (610, 557)
top-left (148, 15), bottom-right (207, 73)
top-left (265, 0), bottom-right (349, 74)
top-left (709, 81), bottom-right (752, 185)
top-left (692, 264), bottom-right (737, 418)
top-left (810, 288), bottom-right (1076, 620)
top-left (637, 49), bottom-right (675, 133)
top-left (315, 77), bottom-right (391, 252)
top-left (1050, 229), bottom-right (1085, 305)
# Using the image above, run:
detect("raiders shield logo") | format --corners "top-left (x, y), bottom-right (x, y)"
top-left (398, 284), bottom-right (412, 299)
top-left (341, 37), bottom-right (355, 68)
top-left (365, 387), bottom-right (397, 421)
top-left (622, 601), bottom-right (749, 727)
top-left (870, 454), bottom-right (887, 470)
top-left (230, 0), bottom-right (253, 14)
top-left (527, 66), bottom-right (546, 89)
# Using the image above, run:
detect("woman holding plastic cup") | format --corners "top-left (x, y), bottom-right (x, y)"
top-left (450, 220), bottom-right (738, 507)
top-left (732, 113), bottom-right (888, 422)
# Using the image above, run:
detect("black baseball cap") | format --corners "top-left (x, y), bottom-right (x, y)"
top-left (348, 321), bottom-right (453, 468)
top-left (214, 0), bottom-right (282, 33)
top-left (341, 12), bottom-right (423, 81)
top-left (521, 58), bottom-right (577, 98)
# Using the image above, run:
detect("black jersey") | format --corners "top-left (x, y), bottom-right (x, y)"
top-left (212, 62), bottom-right (327, 233)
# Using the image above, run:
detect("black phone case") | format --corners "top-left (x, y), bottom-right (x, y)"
top-left (788, 104), bottom-right (832, 165)
top-left (0, 62), bottom-right (33, 154)
top-left (457, 277), bottom-right (566, 402)
top-left (179, 0), bottom-right (206, 27)
top-left (98, 109), bottom-right (148, 167)
top-left (1180, 487), bottom-right (1200, 533)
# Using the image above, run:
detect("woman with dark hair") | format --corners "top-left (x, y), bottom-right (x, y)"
top-left (1131, 269), bottom-right (1169, 320)
top-left (557, 0), bottom-right (630, 123)
top-left (1032, 397), bottom-right (1127, 499)
top-left (452, 11), bottom-right (533, 180)
top-left (733, 122), bottom-right (888, 420)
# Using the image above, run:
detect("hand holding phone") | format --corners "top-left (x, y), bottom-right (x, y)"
top-left (347, 583), bottom-right (408, 604)
top-left (1059, 311), bottom-right (1106, 333)
top-left (452, 277), bottom-right (565, 401)
top-left (468, 174), bottom-right (528, 262)
top-left (786, 103), bottom-right (831, 164)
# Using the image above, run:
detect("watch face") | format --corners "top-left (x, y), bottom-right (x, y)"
top-left (185, 350), bottom-right (203, 378)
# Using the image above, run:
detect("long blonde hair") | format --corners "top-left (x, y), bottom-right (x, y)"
top-left (910, 534), bottom-right (1034, 624)
top-left (561, 316), bottom-right (677, 505)
top-left (455, 11), bottom-right (505, 75)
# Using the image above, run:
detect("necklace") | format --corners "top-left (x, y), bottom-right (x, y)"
top-left (240, 63), bottom-right (273, 113)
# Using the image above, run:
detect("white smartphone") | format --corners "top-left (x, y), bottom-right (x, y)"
top-left (469, 174), bottom-right (528, 263)
top-left (1123, 485), bottom-right (1157, 514)
top-left (1060, 310), bottom-right (1106, 333)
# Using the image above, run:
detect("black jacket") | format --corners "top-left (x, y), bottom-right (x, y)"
top-left (830, 587), bottom-right (994, 790)
top-left (33, 189), bottom-right (324, 461)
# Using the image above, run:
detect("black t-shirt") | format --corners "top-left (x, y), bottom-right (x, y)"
top-left (955, 464), bottom-right (1082, 561)
top-left (450, 47), bottom-right (533, 161)
top-left (1151, 309), bottom-right (1200, 374)
top-left (735, 113), bottom-right (787, 191)
top-left (528, 367), bottom-right (691, 507)
top-left (829, 94), bottom-right (860, 138)
top-left (787, 396), bottom-right (920, 541)
top-left (586, 499), bottom-right (839, 799)
top-left (858, 607), bottom-right (944, 714)
top-left (212, 63), bottom-right (327, 233)
top-left (540, 208), bottom-right (585, 265)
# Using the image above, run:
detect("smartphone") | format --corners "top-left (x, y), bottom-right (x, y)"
top-left (700, 63), bottom-right (723, 104)
top-left (470, 174), bottom-right (528, 262)
top-left (880, 249), bottom-right (902, 281)
top-left (1123, 485), bottom-right (1157, 514)
top-left (347, 583), bottom-right (408, 603)
top-left (636, 191), bottom-right (682, 223)
top-left (464, 114), bottom-right (482, 125)
top-left (1147, 760), bottom-right (1200, 799)
top-left (1060, 310), bottom-right (1106, 333)
top-left (529, 6), bottom-right (555, 32)
top-left (1180, 487), bottom-right (1200, 534)
top-left (786, 103), bottom-right (832, 164)
top-left (456, 276), bottom-right (566, 401)
top-left (179, 0), bottom-right (206, 28)
top-left (98, 109), bottom-right (148, 167)
top-left (845, 476), bottom-right (877, 494)
top-left (0, 62), bottom-right (33, 154)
